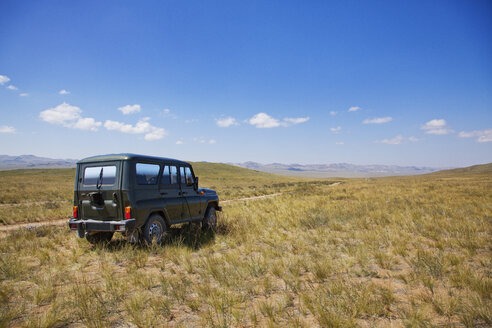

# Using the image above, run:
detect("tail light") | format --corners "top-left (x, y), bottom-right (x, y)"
top-left (125, 206), bottom-right (131, 220)
top-left (73, 206), bottom-right (78, 218)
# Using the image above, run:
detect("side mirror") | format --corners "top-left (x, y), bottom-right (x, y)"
top-left (193, 177), bottom-right (199, 190)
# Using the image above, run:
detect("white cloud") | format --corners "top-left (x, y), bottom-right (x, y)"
top-left (247, 113), bottom-right (310, 128)
top-left (0, 125), bottom-right (16, 133)
top-left (176, 140), bottom-right (183, 145)
top-left (144, 129), bottom-right (167, 141)
top-left (363, 117), bottom-right (393, 124)
top-left (118, 104), bottom-right (141, 115)
top-left (283, 117), bottom-right (310, 126)
top-left (330, 126), bottom-right (342, 134)
top-left (458, 129), bottom-right (492, 143)
top-left (348, 106), bottom-right (361, 112)
top-left (20, 93), bottom-right (29, 97)
top-left (335, 141), bottom-right (344, 145)
top-left (0, 75), bottom-right (10, 85)
top-left (40, 102), bottom-right (82, 125)
top-left (59, 89), bottom-right (70, 95)
top-left (6, 85), bottom-right (18, 90)
top-left (72, 117), bottom-right (102, 131)
top-left (216, 117), bottom-right (239, 127)
top-left (248, 113), bottom-right (280, 128)
top-left (104, 117), bottom-right (167, 141)
top-left (376, 135), bottom-right (419, 145)
top-left (39, 102), bottom-right (102, 131)
top-left (329, 111), bottom-right (337, 116)
top-left (193, 137), bottom-right (216, 144)
top-left (160, 108), bottom-right (178, 119)
top-left (421, 119), bottom-right (453, 135)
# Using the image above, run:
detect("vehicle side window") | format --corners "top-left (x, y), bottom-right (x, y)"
top-left (184, 167), bottom-right (194, 185)
top-left (136, 163), bottom-right (160, 185)
top-left (161, 165), bottom-right (171, 185)
top-left (170, 166), bottom-right (178, 184)
top-left (180, 167), bottom-right (186, 184)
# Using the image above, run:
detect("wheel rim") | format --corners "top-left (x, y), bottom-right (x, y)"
top-left (208, 212), bottom-right (217, 228)
top-left (149, 222), bottom-right (162, 243)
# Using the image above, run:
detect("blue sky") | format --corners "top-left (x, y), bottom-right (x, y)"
top-left (0, 0), bottom-right (491, 167)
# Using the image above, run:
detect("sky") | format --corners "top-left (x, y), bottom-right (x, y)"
top-left (0, 0), bottom-right (491, 167)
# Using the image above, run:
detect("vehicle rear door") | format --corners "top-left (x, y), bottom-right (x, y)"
top-left (77, 161), bottom-right (122, 221)
top-left (132, 162), bottom-right (163, 222)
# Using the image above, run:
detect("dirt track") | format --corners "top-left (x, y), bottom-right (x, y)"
top-left (0, 183), bottom-right (341, 232)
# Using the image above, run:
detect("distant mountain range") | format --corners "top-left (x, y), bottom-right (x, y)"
top-left (0, 154), bottom-right (450, 177)
top-left (232, 161), bottom-right (449, 177)
top-left (0, 155), bottom-right (77, 170)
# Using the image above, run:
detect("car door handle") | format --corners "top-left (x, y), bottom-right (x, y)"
top-left (180, 191), bottom-right (187, 195)
top-left (160, 192), bottom-right (168, 195)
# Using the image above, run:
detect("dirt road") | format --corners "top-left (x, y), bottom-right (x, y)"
top-left (0, 182), bottom-right (341, 232)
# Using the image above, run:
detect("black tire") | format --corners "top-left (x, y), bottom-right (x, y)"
top-left (142, 214), bottom-right (167, 245)
top-left (86, 232), bottom-right (114, 244)
top-left (202, 207), bottom-right (217, 231)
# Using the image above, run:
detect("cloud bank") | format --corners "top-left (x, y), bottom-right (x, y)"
top-left (458, 129), bottom-right (492, 143)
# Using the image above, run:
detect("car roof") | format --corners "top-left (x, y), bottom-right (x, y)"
top-left (77, 153), bottom-right (190, 166)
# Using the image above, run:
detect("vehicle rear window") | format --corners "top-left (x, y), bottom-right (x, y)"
top-left (83, 166), bottom-right (117, 185)
top-left (136, 163), bottom-right (160, 185)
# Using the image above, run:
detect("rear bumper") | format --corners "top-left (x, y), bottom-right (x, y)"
top-left (69, 218), bottom-right (136, 235)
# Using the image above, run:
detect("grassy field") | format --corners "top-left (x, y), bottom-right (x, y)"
top-left (0, 164), bottom-right (491, 327)
top-left (0, 163), bottom-right (316, 225)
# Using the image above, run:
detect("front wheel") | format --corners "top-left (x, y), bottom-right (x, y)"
top-left (142, 214), bottom-right (167, 245)
top-left (202, 207), bottom-right (217, 231)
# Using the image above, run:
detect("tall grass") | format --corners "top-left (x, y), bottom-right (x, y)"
top-left (0, 170), bottom-right (490, 326)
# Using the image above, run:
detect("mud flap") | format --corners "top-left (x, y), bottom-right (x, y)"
top-left (76, 222), bottom-right (86, 238)
top-left (126, 229), bottom-right (139, 244)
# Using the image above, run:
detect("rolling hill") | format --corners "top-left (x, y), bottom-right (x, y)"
top-left (428, 162), bottom-right (492, 176)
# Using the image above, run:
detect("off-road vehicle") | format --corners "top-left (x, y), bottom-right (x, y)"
top-left (68, 154), bottom-right (221, 244)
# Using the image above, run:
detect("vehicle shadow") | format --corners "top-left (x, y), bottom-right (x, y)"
top-left (100, 223), bottom-right (217, 252)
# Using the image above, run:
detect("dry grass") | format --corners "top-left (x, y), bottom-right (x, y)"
top-left (0, 167), bottom-right (491, 327)
top-left (0, 165), bottom-right (332, 225)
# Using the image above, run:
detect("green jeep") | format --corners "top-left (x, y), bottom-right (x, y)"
top-left (68, 154), bottom-right (221, 244)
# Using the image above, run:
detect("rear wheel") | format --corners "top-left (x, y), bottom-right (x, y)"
top-left (86, 232), bottom-right (114, 244)
top-left (142, 214), bottom-right (167, 245)
top-left (202, 207), bottom-right (217, 231)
